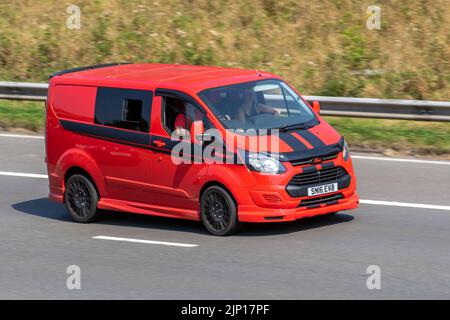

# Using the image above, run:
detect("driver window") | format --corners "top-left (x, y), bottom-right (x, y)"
top-left (162, 96), bottom-right (210, 136)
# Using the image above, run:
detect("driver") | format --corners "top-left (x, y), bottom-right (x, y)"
top-left (235, 89), bottom-right (280, 123)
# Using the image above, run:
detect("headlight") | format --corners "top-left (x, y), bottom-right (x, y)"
top-left (343, 139), bottom-right (350, 161)
top-left (247, 153), bottom-right (286, 174)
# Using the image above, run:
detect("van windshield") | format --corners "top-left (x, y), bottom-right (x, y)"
top-left (198, 79), bottom-right (318, 131)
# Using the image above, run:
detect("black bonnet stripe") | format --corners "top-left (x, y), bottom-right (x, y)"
top-left (278, 132), bottom-right (309, 151)
top-left (295, 130), bottom-right (326, 147)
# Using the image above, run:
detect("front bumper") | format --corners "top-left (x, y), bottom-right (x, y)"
top-left (235, 152), bottom-right (359, 223)
top-left (238, 191), bottom-right (359, 222)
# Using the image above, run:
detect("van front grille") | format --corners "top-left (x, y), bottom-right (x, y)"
top-left (299, 193), bottom-right (343, 207)
top-left (289, 166), bottom-right (347, 187)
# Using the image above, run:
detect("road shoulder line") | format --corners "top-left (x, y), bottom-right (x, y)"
top-left (360, 199), bottom-right (450, 211)
top-left (92, 235), bottom-right (199, 248)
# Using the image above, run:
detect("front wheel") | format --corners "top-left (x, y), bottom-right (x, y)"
top-left (64, 174), bottom-right (100, 223)
top-left (200, 186), bottom-right (240, 236)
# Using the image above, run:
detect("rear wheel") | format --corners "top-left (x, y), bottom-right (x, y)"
top-left (200, 186), bottom-right (240, 236)
top-left (64, 174), bottom-right (99, 223)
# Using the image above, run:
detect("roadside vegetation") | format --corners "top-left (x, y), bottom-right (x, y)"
top-left (325, 117), bottom-right (450, 158)
top-left (0, 1), bottom-right (449, 156)
top-left (0, 100), bottom-right (44, 132)
top-left (0, 0), bottom-right (449, 100)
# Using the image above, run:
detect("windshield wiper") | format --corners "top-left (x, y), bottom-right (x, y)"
top-left (275, 122), bottom-right (316, 132)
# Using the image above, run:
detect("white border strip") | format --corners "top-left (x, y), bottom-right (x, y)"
top-left (92, 235), bottom-right (198, 248)
top-left (0, 133), bottom-right (44, 139)
top-left (0, 171), bottom-right (48, 179)
top-left (352, 155), bottom-right (450, 166)
top-left (360, 199), bottom-right (450, 211)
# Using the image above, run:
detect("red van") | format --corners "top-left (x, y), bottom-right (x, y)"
top-left (46, 63), bottom-right (358, 235)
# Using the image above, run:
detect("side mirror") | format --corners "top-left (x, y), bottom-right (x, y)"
top-left (312, 100), bottom-right (320, 114)
top-left (190, 120), bottom-right (205, 144)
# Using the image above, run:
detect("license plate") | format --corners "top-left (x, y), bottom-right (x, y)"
top-left (307, 183), bottom-right (338, 196)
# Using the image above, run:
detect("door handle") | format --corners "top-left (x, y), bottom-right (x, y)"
top-left (153, 140), bottom-right (166, 147)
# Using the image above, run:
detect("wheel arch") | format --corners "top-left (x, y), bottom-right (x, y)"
top-left (56, 147), bottom-right (105, 199)
top-left (200, 181), bottom-right (238, 208)
top-left (64, 166), bottom-right (100, 199)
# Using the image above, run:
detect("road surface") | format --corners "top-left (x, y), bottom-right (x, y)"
top-left (0, 132), bottom-right (449, 299)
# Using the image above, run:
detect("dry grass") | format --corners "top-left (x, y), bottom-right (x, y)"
top-left (0, 0), bottom-right (449, 100)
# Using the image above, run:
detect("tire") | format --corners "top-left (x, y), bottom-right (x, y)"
top-left (200, 185), bottom-right (240, 236)
top-left (64, 174), bottom-right (100, 223)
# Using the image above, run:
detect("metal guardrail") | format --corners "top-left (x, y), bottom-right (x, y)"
top-left (303, 96), bottom-right (450, 122)
top-left (1, 81), bottom-right (450, 121)
top-left (0, 82), bottom-right (48, 101)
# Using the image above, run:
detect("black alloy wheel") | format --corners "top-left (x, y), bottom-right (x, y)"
top-left (201, 186), bottom-right (240, 236)
top-left (65, 174), bottom-right (99, 223)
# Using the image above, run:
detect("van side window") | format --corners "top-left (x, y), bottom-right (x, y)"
top-left (162, 96), bottom-right (211, 134)
top-left (94, 87), bottom-right (152, 133)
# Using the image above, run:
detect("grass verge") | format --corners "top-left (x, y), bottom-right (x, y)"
top-left (0, 100), bottom-right (449, 158)
top-left (0, 100), bottom-right (45, 132)
top-left (325, 117), bottom-right (450, 158)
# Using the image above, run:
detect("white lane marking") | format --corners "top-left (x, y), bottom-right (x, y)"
top-left (0, 133), bottom-right (44, 139)
top-left (352, 155), bottom-right (450, 166)
top-left (92, 235), bottom-right (199, 248)
top-left (360, 199), bottom-right (450, 211)
top-left (0, 171), bottom-right (48, 179)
